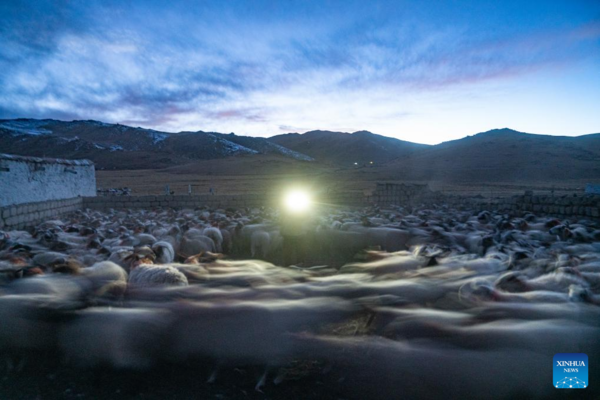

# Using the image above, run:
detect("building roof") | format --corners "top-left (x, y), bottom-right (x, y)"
top-left (0, 153), bottom-right (94, 166)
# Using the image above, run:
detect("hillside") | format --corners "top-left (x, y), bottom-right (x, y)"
top-left (378, 128), bottom-right (600, 182)
top-left (0, 119), bottom-right (312, 169)
top-left (269, 130), bottom-right (429, 166)
top-left (2, 120), bottom-right (599, 184)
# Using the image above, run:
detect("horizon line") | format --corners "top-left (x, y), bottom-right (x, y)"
top-left (1, 116), bottom-right (599, 146)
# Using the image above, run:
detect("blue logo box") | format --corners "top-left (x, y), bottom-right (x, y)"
top-left (554, 353), bottom-right (588, 389)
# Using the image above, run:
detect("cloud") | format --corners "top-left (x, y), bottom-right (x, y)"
top-left (0, 1), bottom-right (598, 143)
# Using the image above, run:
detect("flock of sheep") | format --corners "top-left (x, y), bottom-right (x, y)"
top-left (1, 204), bottom-right (599, 399)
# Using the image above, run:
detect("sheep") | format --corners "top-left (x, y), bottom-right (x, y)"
top-left (339, 252), bottom-right (428, 276)
top-left (80, 261), bottom-right (128, 298)
top-left (240, 223), bottom-right (276, 241)
top-left (220, 228), bottom-right (233, 253)
top-left (31, 251), bottom-right (68, 269)
top-left (0, 295), bottom-right (72, 352)
top-left (170, 263), bottom-right (210, 283)
top-left (165, 296), bottom-right (359, 389)
top-left (495, 271), bottom-right (588, 293)
top-left (472, 301), bottom-right (600, 325)
top-left (441, 256), bottom-right (507, 275)
top-left (179, 236), bottom-right (215, 258)
top-left (183, 228), bottom-right (207, 240)
top-left (59, 307), bottom-right (172, 368)
top-left (152, 241), bottom-right (175, 264)
top-left (107, 249), bottom-right (134, 270)
top-left (569, 284), bottom-right (600, 305)
top-left (135, 233), bottom-right (157, 246)
top-left (251, 230), bottom-right (271, 258)
top-left (184, 251), bottom-right (224, 265)
top-left (315, 228), bottom-right (367, 260)
top-left (369, 307), bottom-right (475, 336)
top-left (459, 280), bottom-right (572, 304)
top-left (347, 227), bottom-right (410, 252)
top-left (578, 261), bottom-right (600, 272)
top-left (128, 264), bottom-right (189, 288)
top-left (203, 227), bottom-right (223, 252)
top-left (379, 317), bottom-right (599, 353)
top-left (1, 204), bottom-right (600, 396)
top-left (292, 334), bottom-right (557, 400)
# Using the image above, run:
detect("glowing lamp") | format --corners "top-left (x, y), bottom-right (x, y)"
top-left (283, 189), bottom-right (311, 213)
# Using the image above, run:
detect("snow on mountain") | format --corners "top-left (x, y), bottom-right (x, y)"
top-left (0, 119), bottom-right (53, 136)
top-left (0, 119), bottom-right (313, 169)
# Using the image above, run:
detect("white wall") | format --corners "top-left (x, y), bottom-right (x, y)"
top-left (0, 154), bottom-right (96, 206)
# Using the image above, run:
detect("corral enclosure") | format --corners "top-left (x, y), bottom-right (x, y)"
top-left (2, 191), bottom-right (600, 399)
top-left (0, 153), bottom-right (96, 206)
top-left (2, 171), bottom-right (600, 231)
top-left (1, 156), bottom-right (600, 400)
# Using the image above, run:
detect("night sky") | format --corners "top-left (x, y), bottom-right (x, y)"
top-left (1, 0), bottom-right (599, 143)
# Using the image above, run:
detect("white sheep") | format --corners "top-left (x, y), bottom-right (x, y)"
top-left (203, 227), bottom-right (223, 252)
top-left (128, 264), bottom-right (189, 288)
top-left (152, 241), bottom-right (175, 264)
top-left (495, 271), bottom-right (588, 293)
top-left (459, 280), bottom-right (571, 304)
top-left (80, 261), bottom-right (129, 298)
top-left (135, 233), bottom-right (157, 246)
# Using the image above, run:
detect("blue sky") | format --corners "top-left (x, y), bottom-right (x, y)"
top-left (1, 0), bottom-right (599, 144)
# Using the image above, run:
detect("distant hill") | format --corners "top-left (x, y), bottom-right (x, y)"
top-left (0, 119), bottom-right (312, 169)
top-left (2, 120), bottom-right (599, 183)
top-left (268, 130), bottom-right (429, 166)
top-left (378, 128), bottom-right (600, 182)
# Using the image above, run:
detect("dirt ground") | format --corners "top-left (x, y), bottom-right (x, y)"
top-left (0, 354), bottom-right (342, 400)
top-left (1, 313), bottom-right (374, 400)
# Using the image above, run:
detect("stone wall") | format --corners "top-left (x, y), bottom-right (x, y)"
top-left (365, 183), bottom-right (600, 220)
top-left (0, 191), bottom-right (369, 230)
top-left (474, 193), bottom-right (600, 219)
top-left (0, 197), bottom-right (83, 230)
top-left (367, 183), bottom-right (435, 206)
top-left (2, 187), bottom-right (597, 231)
top-left (82, 194), bottom-right (270, 211)
top-left (0, 154), bottom-right (96, 207)
top-left (320, 191), bottom-right (368, 208)
top-left (82, 190), bottom-right (367, 211)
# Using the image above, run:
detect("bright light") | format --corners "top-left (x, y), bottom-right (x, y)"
top-left (283, 190), bottom-right (311, 213)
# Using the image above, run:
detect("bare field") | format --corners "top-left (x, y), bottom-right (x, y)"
top-left (97, 165), bottom-right (589, 197)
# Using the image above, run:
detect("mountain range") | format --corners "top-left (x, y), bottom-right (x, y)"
top-left (377, 128), bottom-right (600, 182)
top-left (269, 130), bottom-right (428, 166)
top-left (1, 119), bottom-right (599, 182)
top-left (0, 119), bottom-right (312, 169)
